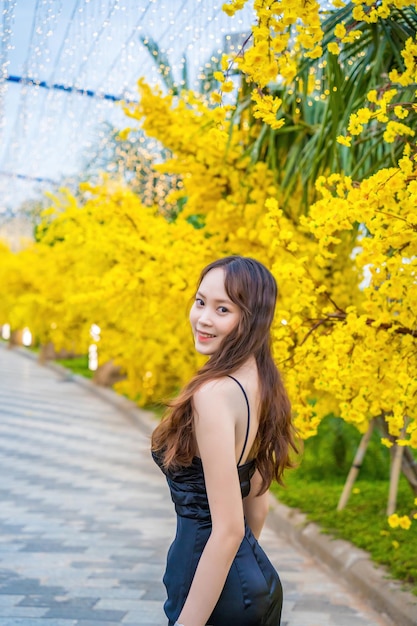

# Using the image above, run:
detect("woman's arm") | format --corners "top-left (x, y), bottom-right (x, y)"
top-left (243, 469), bottom-right (269, 539)
top-left (176, 379), bottom-right (245, 626)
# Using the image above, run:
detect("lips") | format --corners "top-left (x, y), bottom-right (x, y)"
top-left (196, 331), bottom-right (216, 340)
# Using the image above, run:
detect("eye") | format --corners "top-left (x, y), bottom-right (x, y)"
top-left (218, 306), bottom-right (229, 314)
top-left (195, 298), bottom-right (204, 307)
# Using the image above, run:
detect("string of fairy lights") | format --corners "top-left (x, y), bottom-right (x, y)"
top-left (0, 0), bottom-right (255, 218)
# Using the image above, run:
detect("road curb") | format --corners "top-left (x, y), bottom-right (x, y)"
top-left (4, 345), bottom-right (417, 626)
top-left (267, 496), bottom-right (416, 626)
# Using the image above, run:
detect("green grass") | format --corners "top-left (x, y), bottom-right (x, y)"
top-left (55, 354), bottom-right (94, 379)
top-left (271, 417), bottom-right (417, 594)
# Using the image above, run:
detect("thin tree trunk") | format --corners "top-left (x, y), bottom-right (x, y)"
top-left (387, 442), bottom-right (406, 516)
top-left (337, 420), bottom-right (374, 511)
top-left (401, 447), bottom-right (417, 496)
top-left (377, 415), bottom-right (417, 496)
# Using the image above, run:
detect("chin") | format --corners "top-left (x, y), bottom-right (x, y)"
top-left (195, 345), bottom-right (215, 356)
top-left (195, 340), bottom-right (217, 356)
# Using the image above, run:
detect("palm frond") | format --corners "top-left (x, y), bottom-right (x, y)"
top-left (140, 35), bottom-right (186, 95)
top-left (239, 4), bottom-right (417, 211)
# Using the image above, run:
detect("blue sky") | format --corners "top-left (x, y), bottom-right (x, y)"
top-left (0, 0), bottom-right (254, 215)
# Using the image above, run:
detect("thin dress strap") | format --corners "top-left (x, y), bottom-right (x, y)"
top-left (227, 375), bottom-right (250, 467)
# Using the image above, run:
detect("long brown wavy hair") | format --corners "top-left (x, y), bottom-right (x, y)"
top-left (151, 255), bottom-right (298, 492)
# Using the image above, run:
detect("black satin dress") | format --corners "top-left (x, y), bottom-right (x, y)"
top-left (152, 376), bottom-right (283, 626)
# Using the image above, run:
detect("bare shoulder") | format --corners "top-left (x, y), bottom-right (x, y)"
top-left (193, 377), bottom-right (242, 417)
top-left (192, 378), bottom-right (240, 460)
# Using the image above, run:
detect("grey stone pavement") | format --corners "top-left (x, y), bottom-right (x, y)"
top-left (0, 345), bottom-right (399, 626)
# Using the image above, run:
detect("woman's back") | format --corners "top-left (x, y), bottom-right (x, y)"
top-left (152, 372), bottom-right (283, 626)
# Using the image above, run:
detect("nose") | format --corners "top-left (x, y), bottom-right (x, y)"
top-left (198, 307), bottom-right (213, 327)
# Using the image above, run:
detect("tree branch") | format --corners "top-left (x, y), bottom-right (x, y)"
top-left (299, 310), bottom-right (417, 345)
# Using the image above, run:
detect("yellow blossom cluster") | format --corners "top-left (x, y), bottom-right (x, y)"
top-left (350, 0), bottom-right (413, 24)
top-left (219, 1), bottom-right (416, 145)
top-left (1, 179), bottom-right (224, 402)
top-left (388, 513), bottom-right (415, 530)
top-left (389, 35), bottom-right (417, 86)
top-left (328, 21), bottom-right (362, 55)
top-left (272, 164), bottom-right (417, 447)
top-left (218, 0), bottom-right (324, 126)
top-left (251, 89), bottom-right (284, 129)
top-left (337, 33), bottom-right (416, 149)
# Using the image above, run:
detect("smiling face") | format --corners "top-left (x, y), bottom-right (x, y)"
top-left (189, 267), bottom-right (241, 356)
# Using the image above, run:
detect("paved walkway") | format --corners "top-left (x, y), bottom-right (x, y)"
top-left (0, 345), bottom-right (394, 626)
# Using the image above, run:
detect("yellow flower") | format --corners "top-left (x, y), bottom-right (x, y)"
top-left (383, 121), bottom-right (415, 143)
top-left (388, 513), bottom-right (412, 530)
top-left (306, 45), bottom-right (323, 60)
top-left (394, 105), bottom-right (409, 119)
top-left (342, 30), bottom-right (362, 44)
top-left (334, 23), bottom-right (346, 39)
top-left (347, 115), bottom-right (363, 136)
top-left (328, 42), bottom-right (340, 55)
top-left (222, 3), bottom-right (237, 17)
top-left (356, 108), bottom-right (372, 124)
top-left (381, 438), bottom-right (393, 449)
top-left (117, 128), bottom-right (132, 141)
top-left (399, 516), bottom-right (412, 530)
top-left (352, 6), bottom-right (365, 21)
top-left (287, 241), bottom-right (299, 252)
top-left (337, 135), bottom-right (352, 147)
top-left (221, 54), bottom-right (229, 72)
top-left (221, 80), bottom-right (234, 93)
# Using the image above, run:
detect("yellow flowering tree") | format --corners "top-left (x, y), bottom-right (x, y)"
top-left (0, 0), bottom-right (416, 522)
top-left (215, 0), bottom-right (417, 514)
top-left (217, 2), bottom-right (417, 208)
top-left (19, 182), bottom-right (217, 402)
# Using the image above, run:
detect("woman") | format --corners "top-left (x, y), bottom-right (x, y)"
top-left (152, 255), bottom-right (298, 626)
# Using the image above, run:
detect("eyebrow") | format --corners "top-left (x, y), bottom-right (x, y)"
top-left (196, 290), bottom-right (233, 305)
